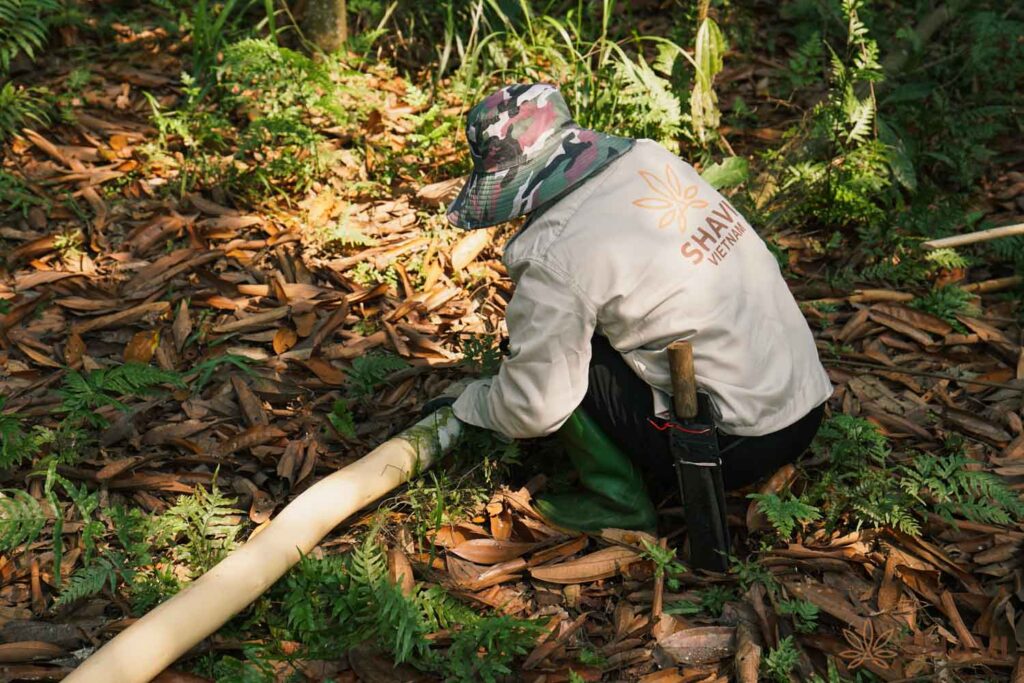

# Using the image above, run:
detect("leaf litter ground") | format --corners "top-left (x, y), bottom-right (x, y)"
top-left (1, 16), bottom-right (1023, 683)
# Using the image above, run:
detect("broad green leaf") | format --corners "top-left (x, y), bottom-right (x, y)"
top-left (700, 157), bottom-right (749, 189)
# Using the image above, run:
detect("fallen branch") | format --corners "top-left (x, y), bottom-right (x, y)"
top-left (921, 222), bottom-right (1024, 250)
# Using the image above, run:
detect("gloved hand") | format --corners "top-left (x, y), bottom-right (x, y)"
top-left (420, 379), bottom-right (469, 417)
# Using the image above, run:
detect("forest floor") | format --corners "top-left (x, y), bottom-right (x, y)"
top-left (1, 4), bottom-right (1023, 683)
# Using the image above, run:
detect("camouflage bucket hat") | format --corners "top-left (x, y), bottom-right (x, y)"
top-left (447, 83), bottom-right (635, 229)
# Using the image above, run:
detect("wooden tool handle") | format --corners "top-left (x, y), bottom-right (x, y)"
top-left (667, 340), bottom-right (698, 419)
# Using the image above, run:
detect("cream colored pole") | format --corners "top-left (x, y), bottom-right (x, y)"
top-left (65, 409), bottom-right (463, 683)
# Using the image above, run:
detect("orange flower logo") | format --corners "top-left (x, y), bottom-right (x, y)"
top-left (632, 164), bottom-right (708, 234)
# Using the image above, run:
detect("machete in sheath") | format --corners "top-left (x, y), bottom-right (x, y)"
top-left (666, 341), bottom-right (731, 572)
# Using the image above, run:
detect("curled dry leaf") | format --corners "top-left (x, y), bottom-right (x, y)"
top-left (529, 546), bottom-right (640, 584)
top-left (449, 539), bottom-right (538, 565)
top-left (216, 425), bottom-right (287, 458)
top-left (248, 489), bottom-right (275, 524)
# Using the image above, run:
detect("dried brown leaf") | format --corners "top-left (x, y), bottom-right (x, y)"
top-left (449, 539), bottom-right (538, 565)
top-left (655, 626), bottom-right (736, 666)
top-left (529, 546), bottom-right (640, 584)
top-left (216, 425), bottom-right (287, 458)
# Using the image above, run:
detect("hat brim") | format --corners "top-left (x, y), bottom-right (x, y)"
top-left (446, 127), bottom-right (635, 230)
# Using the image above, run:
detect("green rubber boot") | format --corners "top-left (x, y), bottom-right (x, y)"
top-left (535, 410), bottom-right (658, 533)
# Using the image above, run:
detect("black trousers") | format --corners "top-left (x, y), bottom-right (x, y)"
top-left (580, 335), bottom-right (825, 498)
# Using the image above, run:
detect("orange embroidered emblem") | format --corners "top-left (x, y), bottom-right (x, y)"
top-left (632, 164), bottom-right (709, 234)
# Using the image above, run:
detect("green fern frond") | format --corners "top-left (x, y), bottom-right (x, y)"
top-left (924, 248), bottom-right (970, 270)
top-left (0, 0), bottom-right (60, 74)
top-left (813, 414), bottom-right (890, 464)
top-left (375, 582), bottom-right (433, 665)
top-left (910, 285), bottom-right (976, 327)
top-left (0, 398), bottom-right (52, 469)
top-left (54, 555), bottom-right (120, 607)
top-left (446, 615), bottom-right (545, 683)
top-left (59, 363), bottom-right (184, 427)
top-left (154, 484), bottom-right (241, 575)
top-left (348, 352), bottom-right (409, 398)
top-left (0, 82), bottom-right (50, 141)
top-left (748, 493), bottom-right (821, 539)
top-left (0, 488), bottom-right (46, 551)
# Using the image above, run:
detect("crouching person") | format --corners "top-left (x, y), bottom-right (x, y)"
top-left (432, 83), bottom-right (832, 533)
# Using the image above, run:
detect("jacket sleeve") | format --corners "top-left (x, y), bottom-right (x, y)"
top-left (452, 258), bottom-right (597, 439)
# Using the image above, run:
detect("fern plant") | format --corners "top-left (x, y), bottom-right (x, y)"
top-left (0, 82), bottom-right (50, 141)
top-left (900, 451), bottom-right (1024, 526)
top-left (748, 492), bottom-right (821, 539)
top-left (774, 0), bottom-right (898, 233)
top-left (267, 523), bottom-right (542, 679)
top-left (0, 488), bottom-right (46, 551)
top-left (0, 0), bottom-right (60, 74)
top-left (59, 363), bottom-right (184, 428)
top-left (0, 170), bottom-right (47, 217)
top-left (910, 285), bottom-right (976, 328)
top-left (153, 484), bottom-right (242, 575)
top-left (446, 615), bottom-right (544, 683)
top-left (54, 553), bottom-right (122, 607)
top-left (0, 398), bottom-right (51, 469)
top-left (803, 415), bottom-right (1021, 535)
top-left (216, 38), bottom-right (349, 124)
top-left (452, 0), bottom-right (693, 152)
top-left (762, 635), bottom-right (801, 683)
top-left (779, 599), bottom-right (820, 634)
top-left (347, 351), bottom-right (409, 398)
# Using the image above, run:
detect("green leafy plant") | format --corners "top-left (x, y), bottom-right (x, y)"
top-left (153, 483), bottom-right (242, 575)
top-left (0, 488), bottom-right (46, 551)
top-left (57, 486), bottom-right (237, 609)
top-left (910, 285), bottom-right (976, 327)
top-left (803, 415), bottom-right (1022, 535)
top-left (748, 492), bottom-right (822, 539)
top-left (0, 0), bottom-right (60, 74)
top-left (786, 31), bottom-right (825, 91)
top-left (188, 354), bottom-right (253, 392)
top-left (351, 261), bottom-right (399, 290)
top-left (347, 351), bottom-right (409, 398)
top-left (232, 113), bottom-right (326, 201)
top-left (269, 523), bottom-right (541, 679)
top-left (446, 614), bottom-right (544, 682)
top-left (460, 334), bottom-right (502, 376)
top-left (0, 170), bottom-right (46, 217)
top-left (216, 38), bottom-right (346, 123)
top-left (327, 398), bottom-right (357, 440)
top-left (762, 635), bottom-right (801, 683)
top-left (779, 598), bottom-right (820, 634)
top-left (0, 81), bottom-right (50, 141)
top-left (0, 398), bottom-right (51, 469)
top-left (188, 0), bottom-right (269, 79)
top-left (452, 0), bottom-right (697, 152)
top-left (59, 363), bottom-right (184, 428)
top-left (640, 539), bottom-right (687, 591)
top-left (55, 553), bottom-right (123, 607)
top-left (900, 450), bottom-right (1024, 527)
top-left (731, 554), bottom-right (779, 592)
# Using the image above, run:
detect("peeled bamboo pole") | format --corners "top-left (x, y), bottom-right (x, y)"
top-left (921, 222), bottom-right (1024, 250)
top-left (65, 409), bottom-right (464, 683)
